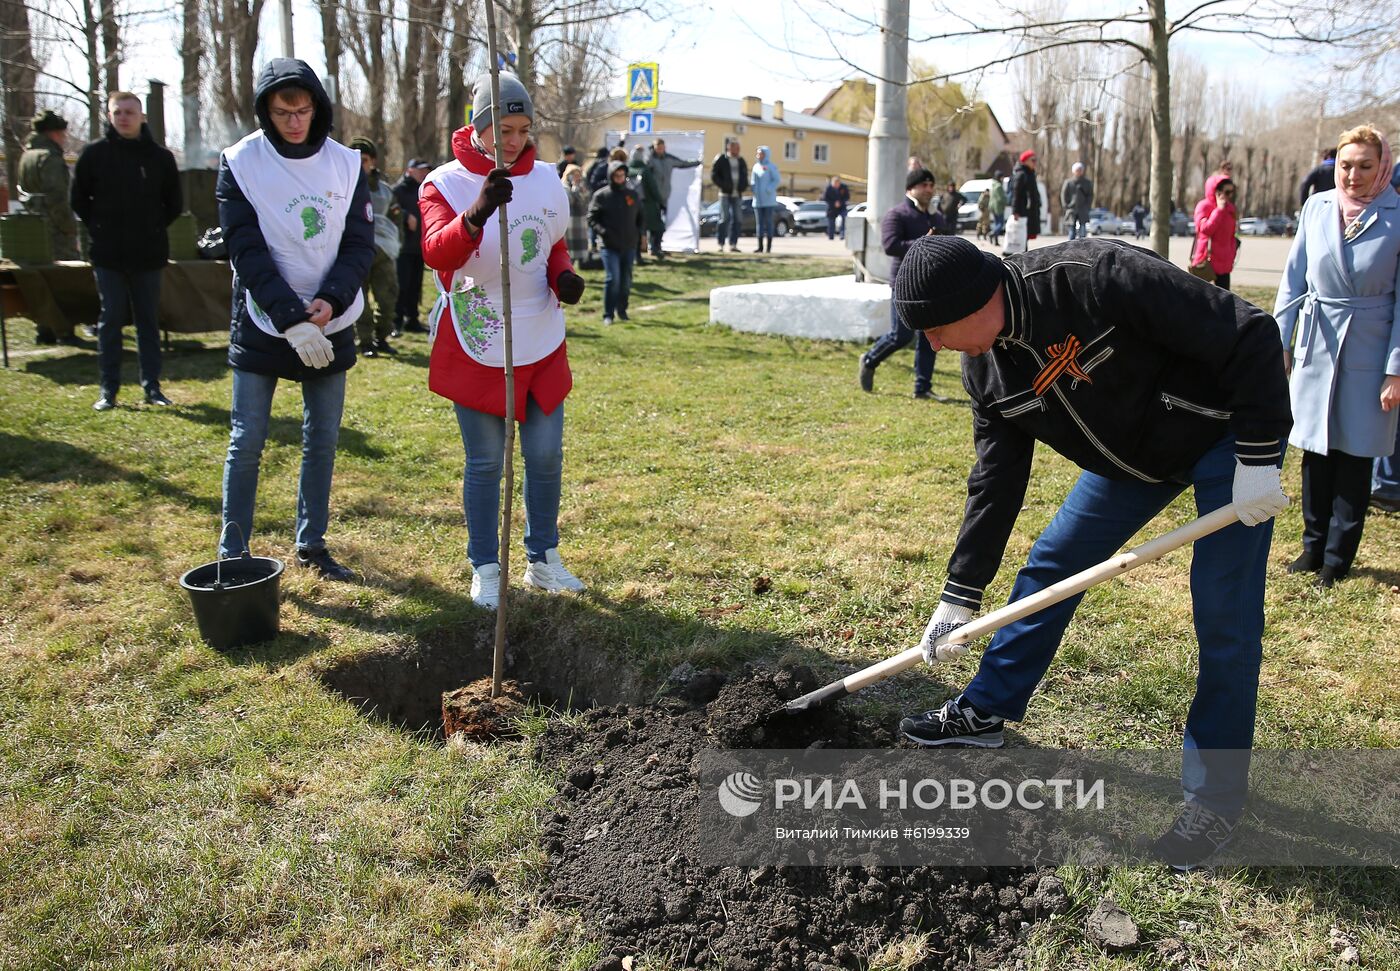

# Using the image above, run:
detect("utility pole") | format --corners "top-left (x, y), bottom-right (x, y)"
top-left (867, 0), bottom-right (910, 239)
top-left (280, 0), bottom-right (294, 58)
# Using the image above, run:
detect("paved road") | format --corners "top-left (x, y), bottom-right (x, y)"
top-left (723, 229), bottom-right (1295, 293)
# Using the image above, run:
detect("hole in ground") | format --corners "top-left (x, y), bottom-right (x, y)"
top-left (314, 603), bottom-right (659, 733)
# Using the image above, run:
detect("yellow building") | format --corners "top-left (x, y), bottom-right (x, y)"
top-left (584, 92), bottom-right (869, 203)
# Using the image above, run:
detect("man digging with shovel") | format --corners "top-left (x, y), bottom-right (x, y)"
top-left (892, 236), bottom-right (1292, 870)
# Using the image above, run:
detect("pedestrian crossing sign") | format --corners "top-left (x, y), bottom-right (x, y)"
top-left (626, 62), bottom-right (659, 109)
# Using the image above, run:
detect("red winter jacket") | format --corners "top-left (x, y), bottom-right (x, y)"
top-left (419, 127), bottom-right (575, 419)
top-left (1192, 193), bottom-right (1237, 277)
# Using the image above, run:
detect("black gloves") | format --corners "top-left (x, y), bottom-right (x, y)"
top-left (556, 270), bottom-right (586, 305)
top-left (465, 167), bottom-right (514, 228)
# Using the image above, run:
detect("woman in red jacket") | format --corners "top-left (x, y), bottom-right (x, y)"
top-left (418, 71), bottom-right (587, 609)
top-left (1192, 177), bottom-right (1239, 290)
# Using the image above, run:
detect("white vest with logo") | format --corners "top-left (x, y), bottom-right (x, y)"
top-left (422, 159), bottom-right (568, 367)
top-left (224, 131), bottom-right (366, 337)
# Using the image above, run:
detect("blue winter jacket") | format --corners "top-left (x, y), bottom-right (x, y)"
top-left (217, 58), bottom-right (375, 380)
top-left (750, 147), bottom-right (781, 208)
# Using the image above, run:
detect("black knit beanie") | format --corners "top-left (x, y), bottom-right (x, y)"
top-left (893, 235), bottom-right (1004, 331)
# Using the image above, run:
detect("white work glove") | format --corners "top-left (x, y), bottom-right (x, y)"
top-left (1232, 461), bottom-right (1288, 527)
top-left (285, 321), bottom-right (334, 369)
top-left (920, 601), bottom-right (975, 664)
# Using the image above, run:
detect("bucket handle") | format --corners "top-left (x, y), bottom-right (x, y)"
top-left (215, 521), bottom-right (251, 589)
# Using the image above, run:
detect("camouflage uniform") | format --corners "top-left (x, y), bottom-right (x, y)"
top-left (18, 130), bottom-right (78, 261)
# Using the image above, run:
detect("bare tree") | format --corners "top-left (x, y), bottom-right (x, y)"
top-left (203, 0), bottom-right (264, 145)
top-left (0, 0), bottom-right (41, 188)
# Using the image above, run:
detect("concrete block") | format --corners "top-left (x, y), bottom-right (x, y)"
top-left (709, 274), bottom-right (888, 342)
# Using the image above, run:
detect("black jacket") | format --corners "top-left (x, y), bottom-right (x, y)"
top-left (391, 173), bottom-right (423, 252)
top-left (710, 152), bottom-right (749, 195)
top-left (587, 162), bottom-right (643, 252)
top-left (71, 124), bottom-right (183, 271)
top-left (881, 197), bottom-right (943, 282)
top-left (940, 239), bottom-right (1291, 611)
top-left (586, 156), bottom-right (611, 192)
top-left (1009, 163), bottom-right (1041, 236)
top-left (1299, 160), bottom-right (1335, 206)
top-left (217, 58), bottom-right (375, 380)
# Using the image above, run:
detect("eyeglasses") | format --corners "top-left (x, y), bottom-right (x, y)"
top-left (269, 107), bottom-right (314, 122)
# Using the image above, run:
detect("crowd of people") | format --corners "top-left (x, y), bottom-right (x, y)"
top-left (13, 58), bottom-right (1400, 870)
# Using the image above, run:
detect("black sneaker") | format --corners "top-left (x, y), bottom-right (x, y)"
top-left (617, 311), bottom-right (630, 321)
top-left (900, 695), bottom-right (1005, 748)
top-left (373, 338), bottom-right (398, 355)
top-left (1317, 565), bottom-right (1345, 589)
top-left (93, 393), bottom-right (117, 412)
top-left (404, 321), bottom-right (427, 334)
top-left (360, 341), bottom-right (378, 358)
top-left (858, 357), bottom-right (875, 393)
top-left (1149, 802), bottom-right (1238, 871)
top-left (295, 547), bottom-right (356, 582)
top-left (145, 389), bottom-right (173, 406)
top-left (1371, 494), bottom-right (1400, 513)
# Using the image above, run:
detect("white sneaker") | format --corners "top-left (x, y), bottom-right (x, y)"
top-left (470, 562), bottom-right (501, 608)
top-left (524, 549), bottom-right (585, 593)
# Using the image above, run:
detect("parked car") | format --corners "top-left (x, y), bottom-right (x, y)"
top-left (1264, 214), bottom-right (1292, 236)
top-left (793, 200), bottom-right (829, 234)
top-left (955, 178), bottom-right (998, 231)
top-left (1086, 209), bottom-right (1119, 235)
top-left (699, 198), bottom-right (795, 237)
top-left (776, 195), bottom-right (805, 215)
top-left (1237, 216), bottom-right (1270, 236)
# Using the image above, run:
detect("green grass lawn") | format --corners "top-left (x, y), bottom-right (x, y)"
top-left (1, 258), bottom-right (1397, 969)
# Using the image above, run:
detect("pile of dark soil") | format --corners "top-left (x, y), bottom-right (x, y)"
top-left (534, 668), bottom-right (1066, 970)
top-left (442, 678), bottom-right (536, 741)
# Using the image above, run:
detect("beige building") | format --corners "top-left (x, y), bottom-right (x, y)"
top-left (585, 92), bottom-right (869, 203)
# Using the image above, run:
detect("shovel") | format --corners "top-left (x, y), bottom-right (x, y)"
top-left (782, 503), bottom-right (1244, 715)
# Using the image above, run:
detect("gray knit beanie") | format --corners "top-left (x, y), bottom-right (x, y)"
top-left (893, 235), bottom-right (1004, 331)
top-left (470, 72), bottom-right (533, 132)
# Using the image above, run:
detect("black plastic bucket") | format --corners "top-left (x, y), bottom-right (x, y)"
top-left (180, 525), bottom-right (284, 649)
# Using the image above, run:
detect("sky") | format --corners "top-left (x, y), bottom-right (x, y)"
top-left (53, 0), bottom-right (1321, 151)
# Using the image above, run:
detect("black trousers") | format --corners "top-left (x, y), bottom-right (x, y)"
top-left (396, 242), bottom-right (424, 325)
top-left (1300, 448), bottom-right (1373, 572)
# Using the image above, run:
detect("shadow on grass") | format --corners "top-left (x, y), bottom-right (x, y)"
top-left (21, 341), bottom-right (229, 387)
top-left (0, 430), bottom-right (220, 514)
top-left (167, 402), bottom-right (388, 460)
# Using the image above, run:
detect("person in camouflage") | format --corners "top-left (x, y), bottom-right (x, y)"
top-left (349, 137), bottom-right (401, 357)
top-left (18, 110), bottom-right (78, 265)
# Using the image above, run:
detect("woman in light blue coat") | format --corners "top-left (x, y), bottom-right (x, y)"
top-left (750, 145), bottom-right (781, 253)
top-left (1276, 124), bottom-right (1400, 586)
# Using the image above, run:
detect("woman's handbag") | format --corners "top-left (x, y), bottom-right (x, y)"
top-left (1188, 238), bottom-right (1215, 283)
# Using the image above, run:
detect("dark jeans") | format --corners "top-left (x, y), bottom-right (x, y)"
top-left (94, 266), bottom-right (163, 395)
top-left (600, 247), bottom-right (634, 318)
top-left (1214, 273), bottom-right (1231, 291)
top-left (395, 242), bottom-right (424, 325)
top-left (864, 302), bottom-right (936, 394)
top-left (718, 194), bottom-right (742, 247)
top-left (648, 225), bottom-right (665, 257)
top-left (826, 210), bottom-right (846, 240)
top-left (1300, 448), bottom-right (1372, 573)
top-left (962, 436), bottom-right (1274, 816)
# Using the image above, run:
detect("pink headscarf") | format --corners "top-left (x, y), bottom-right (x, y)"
top-left (1337, 129), bottom-right (1393, 227)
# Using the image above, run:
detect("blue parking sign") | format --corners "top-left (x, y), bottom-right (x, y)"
top-left (629, 111), bottom-right (653, 135)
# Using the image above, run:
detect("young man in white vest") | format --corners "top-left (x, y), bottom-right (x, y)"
top-left (215, 58), bottom-right (376, 580)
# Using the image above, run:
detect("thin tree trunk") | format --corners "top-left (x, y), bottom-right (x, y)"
top-left (1147, 0), bottom-right (1171, 257)
top-left (182, 0), bottom-right (203, 163)
top-left (99, 0), bottom-right (120, 92)
top-left (84, 0), bottom-right (103, 138)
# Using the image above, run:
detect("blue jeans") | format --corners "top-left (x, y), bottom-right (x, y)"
top-left (755, 205), bottom-right (776, 244)
top-left (454, 398), bottom-right (565, 567)
top-left (864, 301), bottom-right (935, 394)
top-left (962, 436), bottom-right (1274, 816)
top-left (220, 368), bottom-right (346, 557)
top-left (717, 194), bottom-right (742, 246)
top-left (94, 266), bottom-right (163, 395)
top-left (1373, 421), bottom-right (1400, 499)
top-left (600, 247), bottom-right (634, 319)
top-left (1066, 217), bottom-right (1087, 240)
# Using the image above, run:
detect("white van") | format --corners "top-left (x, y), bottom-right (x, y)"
top-left (959, 176), bottom-right (1051, 232)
